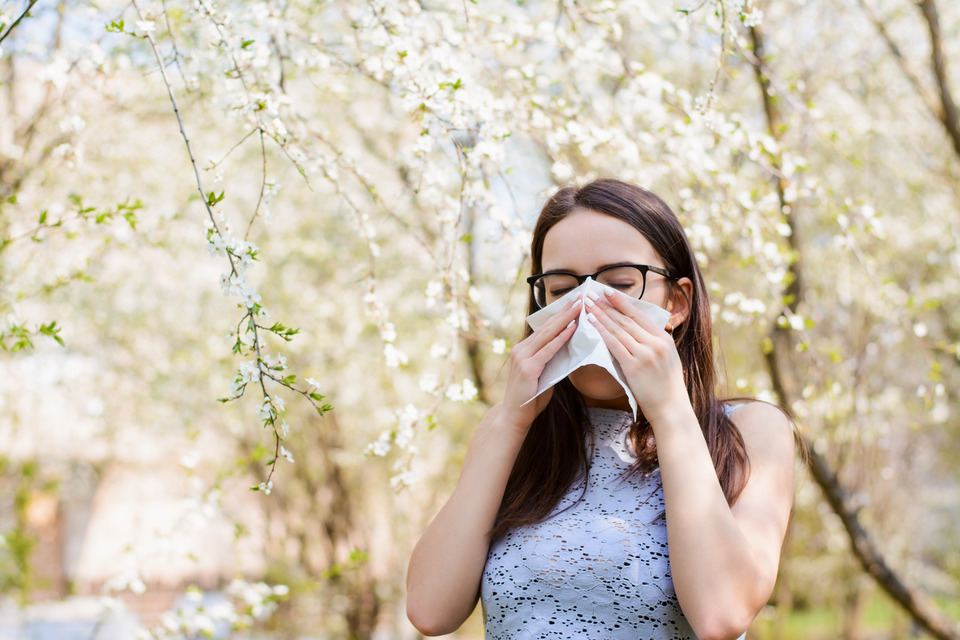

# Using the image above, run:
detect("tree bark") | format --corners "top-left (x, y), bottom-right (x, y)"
top-left (860, 0), bottom-right (960, 162)
top-left (748, 23), bottom-right (960, 640)
top-left (918, 0), bottom-right (960, 161)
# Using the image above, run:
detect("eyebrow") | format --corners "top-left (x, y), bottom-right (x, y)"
top-left (539, 261), bottom-right (638, 274)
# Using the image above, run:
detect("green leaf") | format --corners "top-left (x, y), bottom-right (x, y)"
top-left (309, 392), bottom-right (324, 402)
top-left (349, 548), bottom-right (370, 564)
top-left (206, 191), bottom-right (226, 207)
top-left (241, 39), bottom-right (255, 49)
top-left (929, 361), bottom-right (943, 382)
top-left (760, 336), bottom-right (773, 355)
top-left (38, 322), bottom-right (64, 346)
top-left (38, 210), bottom-right (48, 225)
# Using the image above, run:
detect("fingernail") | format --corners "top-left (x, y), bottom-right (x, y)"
top-left (566, 319), bottom-right (576, 329)
top-left (604, 289), bottom-right (615, 297)
top-left (569, 297), bottom-right (583, 308)
top-left (587, 291), bottom-right (600, 301)
top-left (585, 297), bottom-right (596, 308)
top-left (587, 312), bottom-right (597, 323)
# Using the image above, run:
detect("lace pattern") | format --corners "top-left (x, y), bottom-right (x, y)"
top-left (481, 408), bottom-right (698, 639)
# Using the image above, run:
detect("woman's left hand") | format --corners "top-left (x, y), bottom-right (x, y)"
top-left (585, 289), bottom-right (690, 425)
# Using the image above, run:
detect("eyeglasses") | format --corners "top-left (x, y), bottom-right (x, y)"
top-left (526, 264), bottom-right (679, 309)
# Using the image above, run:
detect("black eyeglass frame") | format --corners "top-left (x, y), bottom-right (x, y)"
top-left (526, 264), bottom-right (680, 309)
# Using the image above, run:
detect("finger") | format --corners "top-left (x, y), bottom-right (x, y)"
top-left (595, 290), bottom-right (665, 336)
top-left (585, 294), bottom-right (649, 345)
top-left (584, 307), bottom-right (636, 362)
top-left (528, 316), bottom-right (578, 367)
top-left (523, 297), bottom-right (583, 352)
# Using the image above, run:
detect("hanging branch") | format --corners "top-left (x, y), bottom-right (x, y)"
top-left (748, 22), bottom-right (960, 640)
top-left (858, 0), bottom-right (960, 162)
top-left (0, 0), bottom-right (39, 46)
top-left (856, 0), bottom-right (942, 119)
top-left (917, 0), bottom-right (960, 161)
top-left (129, 0), bottom-right (331, 492)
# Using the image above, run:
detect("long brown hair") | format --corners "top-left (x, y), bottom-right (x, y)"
top-left (490, 178), bottom-right (750, 540)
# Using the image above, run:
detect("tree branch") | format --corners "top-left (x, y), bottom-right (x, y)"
top-left (749, 22), bottom-right (960, 640)
top-left (0, 0), bottom-right (40, 46)
top-left (857, 0), bottom-right (942, 119)
top-left (918, 0), bottom-right (960, 160)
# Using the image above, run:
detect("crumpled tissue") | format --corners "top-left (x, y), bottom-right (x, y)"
top-left (523, 277), bottom-right (671, 419)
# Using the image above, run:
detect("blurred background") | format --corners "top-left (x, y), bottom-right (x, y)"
top-left (1, 0), bottom-right (958, 638)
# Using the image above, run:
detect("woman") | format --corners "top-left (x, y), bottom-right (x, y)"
top-left (406, 179), bottom-right (796, 639)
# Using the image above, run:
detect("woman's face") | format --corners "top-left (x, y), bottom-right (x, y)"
top-left (540, 208), bottom-right (676, 410)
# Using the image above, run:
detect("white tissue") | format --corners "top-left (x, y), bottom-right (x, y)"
top-left (523, 277), bottom-right (671, 418)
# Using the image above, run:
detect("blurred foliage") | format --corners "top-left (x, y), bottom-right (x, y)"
top-left (0, 0), bottom-right (958, 637)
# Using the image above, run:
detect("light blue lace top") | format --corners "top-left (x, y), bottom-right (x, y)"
top-left (481, 407), bottom-right (746, 639)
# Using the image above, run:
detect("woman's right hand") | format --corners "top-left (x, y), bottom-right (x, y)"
top-left (497, 296), bottom-right (582, 434)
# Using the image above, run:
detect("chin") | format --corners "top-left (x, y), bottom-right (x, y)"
top-left (568, 365), bottom-right (630, 409)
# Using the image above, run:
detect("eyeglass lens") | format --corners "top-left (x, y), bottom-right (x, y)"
top-left (533, 266), bottom-right (647, 308)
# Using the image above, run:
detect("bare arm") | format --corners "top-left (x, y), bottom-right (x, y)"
top-left (405, 296), bottom-right (584, 636)
top-left (405, 405), bottom-right (525, 635)
top-left (586, 290), bottom-right (796, 640)
top-left (654, 401), bottom-right (795, 640)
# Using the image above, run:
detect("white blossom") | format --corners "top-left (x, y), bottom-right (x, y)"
top-left (384, 343), bottom-right (408, 367)
top-left (258, 400), bottom-right (274, 420)
top-left (368, 431), bottom-right (392, 457)
top-left (418, 372), bottom-right (439, 394)
top-left (445, 378), bottom-right (478, 403)
top-left (380, 322), bottom-right (397, 343)
top-left (180, 451), bottom-right (200, 470)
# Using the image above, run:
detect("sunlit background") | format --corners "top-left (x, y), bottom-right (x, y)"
top-left (1, 0), bottom-right (959, 638)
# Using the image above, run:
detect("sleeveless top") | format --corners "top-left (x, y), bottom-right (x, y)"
top-left (480, 407), bottom-right (747, 639)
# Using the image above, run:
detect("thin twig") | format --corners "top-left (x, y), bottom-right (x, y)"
top-left (857, 0), bottom-right (941, 120)
top-left (244, 130), bottom-right (269, 239)
top-left (0, 0), bottom-right (40, 46)
top-left (918, 0), bottom-right (960, 160)
top-left (132, 1), bottom-right (231, 249)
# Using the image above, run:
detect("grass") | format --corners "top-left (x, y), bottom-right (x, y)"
top-left (749, 591), bottom-right (960, 640)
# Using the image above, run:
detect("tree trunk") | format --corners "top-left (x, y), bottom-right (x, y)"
top-left (748, 23), bottom-right (960, 640)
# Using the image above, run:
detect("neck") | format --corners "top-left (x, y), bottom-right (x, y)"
top-left (582, 394), bottom-right (631, 411)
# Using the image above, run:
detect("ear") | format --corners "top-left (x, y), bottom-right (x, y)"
top-left (665, 277), bottom-right (693, 330)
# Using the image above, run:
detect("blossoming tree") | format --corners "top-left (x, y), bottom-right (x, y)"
top-left (1, 0), bottom-right (959, 637)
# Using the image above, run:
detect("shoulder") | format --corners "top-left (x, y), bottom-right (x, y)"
top-left (722, 402), bottom-right (796, 548)
top-left (725, 400), bottom-right (795, 463)
top-left (725, 401), bottom-right (796, 506)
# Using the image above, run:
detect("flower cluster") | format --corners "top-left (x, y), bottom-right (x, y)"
top-left (133, 581), bottom-right (289, 639)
